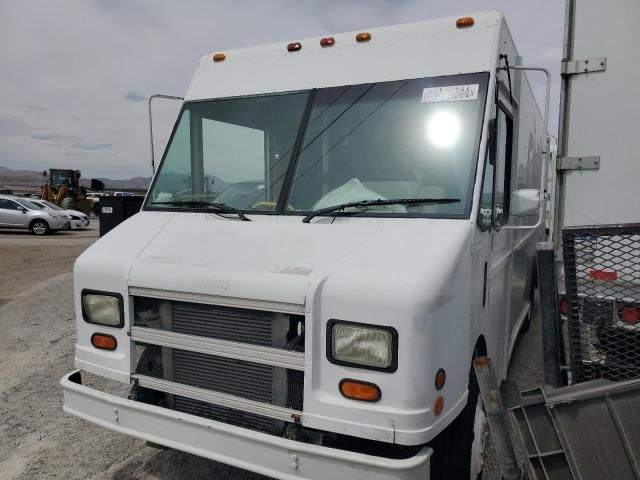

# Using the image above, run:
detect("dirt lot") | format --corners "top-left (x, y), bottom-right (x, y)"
top-left (0, 222), bottom-right (542, 479)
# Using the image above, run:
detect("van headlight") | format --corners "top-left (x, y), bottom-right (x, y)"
top-left (81, 291), bottom-right (124, 327)
top-left (328, 321), bottom-right (398, 372)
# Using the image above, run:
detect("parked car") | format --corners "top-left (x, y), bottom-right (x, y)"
top-left (30, 199), bottom-right (90, 230)
top-left (0, 194), bottom-right (70, 235)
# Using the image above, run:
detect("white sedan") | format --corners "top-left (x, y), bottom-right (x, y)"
top-left (30, 199), bottom-right (90, 230)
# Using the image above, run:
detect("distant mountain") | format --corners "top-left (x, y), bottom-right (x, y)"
top-left (85, 176), bottom-right (151, 191)
top-left (0, 166), bottom-right (231, 193)
top-left (0, 166), bottom-right (151, 191)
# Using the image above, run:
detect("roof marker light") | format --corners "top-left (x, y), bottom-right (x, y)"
top-left (320, 36), bottom-right (335, 47)
top-left (456, 17), bottom-right (475, 28)
top-left (287, 42), bottom-right (302, 52)
top-left (212, 53), bottom-right (226, 63)
top-left (355, 32), bottom-right (372, 43)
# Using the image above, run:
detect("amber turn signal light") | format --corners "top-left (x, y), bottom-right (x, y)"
top-left (435, 368), bottom-right (446, 390)
top-left (212, 53), bottom-right (226, 62)
top-left (355, 32), bottom-right (372, 43)
top-left (339, 379), bottom-right (381, 402)
top-left (91, 333), bottom-right (117, 351)
top-left (456, 17), bottom-right (475, 28)
top-left (434, 396), bottom-right (445, 416)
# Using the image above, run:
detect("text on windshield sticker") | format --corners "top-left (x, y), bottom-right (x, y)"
top-left (421, 84), bottom-right (479, 103)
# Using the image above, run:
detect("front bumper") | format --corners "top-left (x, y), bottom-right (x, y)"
top-left (52, 219), bottom-right (70, 230)
top-left (70, 218), bottom-right (90, 229)
top-left (61, 370), bottom-right (431, 480)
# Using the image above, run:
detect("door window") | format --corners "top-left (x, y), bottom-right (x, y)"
top-left (493, 107), bottom-right (513, 227)
top-left (478, 104), bottom-right (513, 229)
top-left (0, 199), bottom-right (20, 210)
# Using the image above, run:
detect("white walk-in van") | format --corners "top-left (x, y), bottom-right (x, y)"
top-left (62, 12), bottom-right (548, 479)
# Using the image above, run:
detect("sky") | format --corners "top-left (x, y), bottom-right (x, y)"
top-left (0, 0), bottom-right (564, 180)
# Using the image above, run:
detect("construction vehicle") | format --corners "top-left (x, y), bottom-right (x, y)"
top-left (41, 169), bottom-right (104, 216)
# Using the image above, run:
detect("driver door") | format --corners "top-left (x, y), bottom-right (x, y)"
top-left (479, 93), bottom-right (516, 379)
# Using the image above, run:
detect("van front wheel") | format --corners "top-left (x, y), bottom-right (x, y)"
top-left (429, 363), bottom-right (485, 479)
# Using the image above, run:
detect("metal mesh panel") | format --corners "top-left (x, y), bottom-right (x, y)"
top-left (563, 225), bottom-right (640, 382)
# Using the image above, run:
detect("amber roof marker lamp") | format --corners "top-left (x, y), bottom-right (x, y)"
top-left (212, 53), bottom-right (226, 63)
top-left (355, 32), bottom-right (372, 43)
top-left (320, 36), bottom-right (336, 47)
top-left (456, 17), bottom-right (475, 28)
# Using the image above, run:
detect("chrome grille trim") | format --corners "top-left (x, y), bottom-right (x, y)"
top-left (131, 326), bottom-right (305, 371)
top-left (133, 374), bottom-right (301, 422)
top-left (129, 286), bottom-right (305, 315)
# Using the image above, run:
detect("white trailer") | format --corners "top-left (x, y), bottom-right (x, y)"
top-left (61, 12), bottom-right (548, 479)
top-left (550, 0), bottom-right (640, 385)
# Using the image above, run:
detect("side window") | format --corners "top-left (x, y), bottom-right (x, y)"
top-left (493, 107), bottom-right (513, 227)
top-left (478, 104), bottom-right (513, 230)
top-left (478, 149), bottom-right (494, 229)
top-left (0, 199), bottom-right (20, 210)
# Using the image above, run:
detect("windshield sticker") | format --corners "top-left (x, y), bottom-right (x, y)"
top-left (421, 84), bottom-right (479, 103)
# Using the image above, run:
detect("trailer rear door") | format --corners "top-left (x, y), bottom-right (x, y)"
top-left (558, 0), bottom-right (640, 228)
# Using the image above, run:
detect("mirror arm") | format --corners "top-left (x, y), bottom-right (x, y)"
top-left (502, 66), bottom-right (551, 231)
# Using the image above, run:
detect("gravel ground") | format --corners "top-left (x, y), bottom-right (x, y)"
top-left (0, 222), bottom-right (543, 479)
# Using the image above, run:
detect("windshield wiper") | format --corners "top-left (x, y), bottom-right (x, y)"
top-left (149, 200), bottom-right (251, 221)
top-left (302, 198), bottom-right (460, 223)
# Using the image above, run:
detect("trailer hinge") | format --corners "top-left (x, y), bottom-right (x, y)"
top-left (561, 57), bottom-right (606, 76)
top-left (556, 156), bottom-right (600, 171)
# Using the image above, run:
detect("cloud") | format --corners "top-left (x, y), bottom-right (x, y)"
top-left (29, 133), bottom-right (78, 142)
top-left (124, 91), bottom-right (147, 102)
top-left (72, 143), bottom-right (112, 151)
top-left (0, 117), bottom-right (33, 136)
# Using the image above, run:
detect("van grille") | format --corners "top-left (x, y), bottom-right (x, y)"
top-left (132, 297), bottom-right (305, 434)
top-left (172, 302), bottom-right (273, 346)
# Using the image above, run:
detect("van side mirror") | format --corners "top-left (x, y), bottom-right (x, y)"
top-left (510, 189), bottom-right (539, 217)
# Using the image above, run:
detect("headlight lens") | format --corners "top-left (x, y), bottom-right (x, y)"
top-left (329, 321), bottom-right (397, 371)
top-left (82, 292), bottom-right (123, 327)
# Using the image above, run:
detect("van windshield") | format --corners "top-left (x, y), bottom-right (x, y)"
top-left (146, 73), bottom-right (488, 218)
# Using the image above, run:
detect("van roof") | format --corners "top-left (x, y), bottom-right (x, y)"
top-left (186, 11), bottom-right (503, 101)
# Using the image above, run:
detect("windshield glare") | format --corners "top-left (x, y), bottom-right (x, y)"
top-left (147, 73), bottom-right (488, 218)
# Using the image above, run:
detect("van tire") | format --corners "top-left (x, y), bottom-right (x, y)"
top-left (30, 219), bottom-right (50, 236)
top-left (521, 269), bottom-right (538, 334)
top-left (429, 362), bottom-right (484, 479)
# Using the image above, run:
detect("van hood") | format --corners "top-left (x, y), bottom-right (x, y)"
top-left (116, 212), bottom-right (472, 307)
